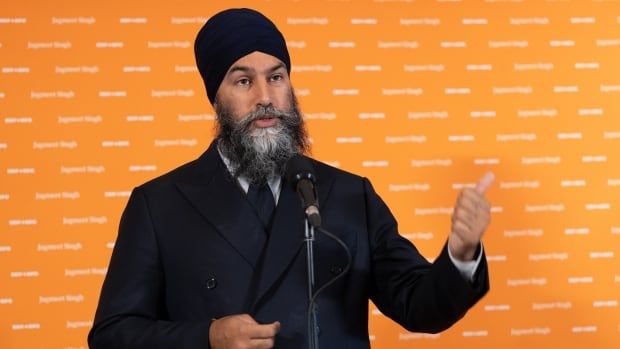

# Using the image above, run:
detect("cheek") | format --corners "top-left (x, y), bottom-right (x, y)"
top-left (232, 106), bottom-right (252, 122)
top-left (274, 88), bottom-right (293, 110)
top-left (218, 95), bottom-right (251, 122)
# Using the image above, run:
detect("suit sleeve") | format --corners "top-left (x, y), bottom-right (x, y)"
top-left (364, 178), bottom-right (489, 333)
top-left (88, 187), bottom-right (212, 349)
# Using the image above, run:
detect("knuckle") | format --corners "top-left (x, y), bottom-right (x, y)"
top-left (457, 210), bottom-right (470, 220)
top-left (454, 221), bottom-right (469, 233)
top-left (464, 188), bottom-right (478, 199)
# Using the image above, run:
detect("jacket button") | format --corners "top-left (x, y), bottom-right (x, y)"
top-left (330, 266), bottom-right (343, 275)
top-left (206, 277), bottom-right (218, 290)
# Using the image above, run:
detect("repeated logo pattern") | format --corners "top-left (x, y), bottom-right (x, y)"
top-left (0, 1), bottom-right (618, 348)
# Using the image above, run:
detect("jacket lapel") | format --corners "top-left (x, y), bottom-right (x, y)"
top-left (175, 143), bottom-right (267, 269)
top-left (250, 157), bottom-right (336, 310)
top-left (175, 146), bottom-right (338, 309)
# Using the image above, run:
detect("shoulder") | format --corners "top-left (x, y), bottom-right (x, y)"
top-left (136, 146), bottom-right (222, 194)
top-left (307, 156), bottom-right (377, 197)
top-left (309, 157), bottom-right (364, 183)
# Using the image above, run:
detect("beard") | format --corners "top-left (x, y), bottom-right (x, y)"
top-left (215, 91), bottom-right (309, 185)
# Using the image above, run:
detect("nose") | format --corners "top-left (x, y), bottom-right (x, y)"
top-left (254, 78), bottom-right (272, 107)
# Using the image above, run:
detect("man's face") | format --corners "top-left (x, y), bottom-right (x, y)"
top-left (213, 51), bottom-right (308, 184)
top-left (215, 51), bottom-right (293, 129)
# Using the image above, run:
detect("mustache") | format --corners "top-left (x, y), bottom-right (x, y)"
top-left (238, 104), bottom-right (294, 128)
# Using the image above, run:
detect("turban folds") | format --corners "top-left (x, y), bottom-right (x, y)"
top-left (194, 8), bottom-right (291, 105)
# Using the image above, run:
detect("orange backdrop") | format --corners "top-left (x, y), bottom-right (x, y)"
top-left (1, 0), bottom-right (619, 348)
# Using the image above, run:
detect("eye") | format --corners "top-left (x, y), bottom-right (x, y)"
top-left (270, 74), bottom-right (284, 82)
top-left (236, 77), bottom-right (251, 86)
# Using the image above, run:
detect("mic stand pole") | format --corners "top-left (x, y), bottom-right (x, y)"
top-left (304, 219), bottom-right (319, 349)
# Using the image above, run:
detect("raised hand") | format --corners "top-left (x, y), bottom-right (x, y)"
top-left (448, 172), bottom-right (495, 261)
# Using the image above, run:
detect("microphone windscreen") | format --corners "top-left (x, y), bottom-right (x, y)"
top-left (285, 154), bottom-right (316, 188)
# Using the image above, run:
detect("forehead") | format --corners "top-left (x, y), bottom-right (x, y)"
top-left (226, 51), bottom-right (287, 74)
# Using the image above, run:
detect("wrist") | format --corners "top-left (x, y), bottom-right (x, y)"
top-left (448, 237), bottom-right (477, 261)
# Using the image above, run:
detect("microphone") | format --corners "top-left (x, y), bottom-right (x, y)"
top-left (285, 154), bottom-right (321, 228)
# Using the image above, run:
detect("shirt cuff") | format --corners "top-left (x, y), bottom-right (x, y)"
top-left (448, 243), bottom-right (484, 282)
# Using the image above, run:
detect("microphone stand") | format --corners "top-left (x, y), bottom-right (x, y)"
top-left (304, 218), bottom-right (319, 349)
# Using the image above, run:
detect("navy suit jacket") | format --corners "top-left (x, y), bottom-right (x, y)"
top-left (88, 142), bottom-right (489, 348)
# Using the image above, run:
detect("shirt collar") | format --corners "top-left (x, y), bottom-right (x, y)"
top-left (216, 143), bottom-right (281, 203)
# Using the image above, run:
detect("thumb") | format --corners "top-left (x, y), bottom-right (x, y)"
top-left (475, 171), bottom-right (495, 195)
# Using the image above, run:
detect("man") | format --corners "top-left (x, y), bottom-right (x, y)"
top-left (88, 8), bottom-right (493, 349)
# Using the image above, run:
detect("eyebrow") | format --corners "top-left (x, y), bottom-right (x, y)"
top-left (227, 62), bottom-right (286, 76)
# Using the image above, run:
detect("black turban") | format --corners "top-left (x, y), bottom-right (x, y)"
top-left (194, 8), bottom-right (291, 105)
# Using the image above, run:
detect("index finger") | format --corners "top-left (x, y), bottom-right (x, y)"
top-left (475, 171), bottom-right (495, 195)
top-left (248, 321), bottom-right (281, 339)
